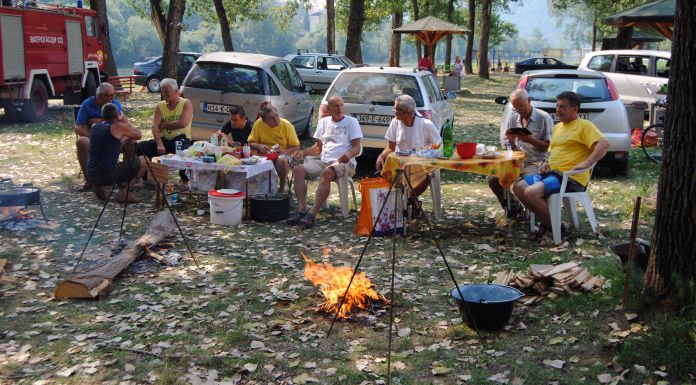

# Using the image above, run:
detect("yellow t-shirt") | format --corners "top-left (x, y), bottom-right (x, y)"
top-left (248, 118), bottom-right (300, 150)
top-left (548, 118), bottom-right (604, 186)
top-left (158, 98), bottom-right (191, 140)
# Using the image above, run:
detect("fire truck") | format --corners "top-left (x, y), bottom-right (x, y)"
top-left (0, 2), bottom-right (107, 123)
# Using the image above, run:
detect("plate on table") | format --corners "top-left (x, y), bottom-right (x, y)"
top-left (218, 189), bottom-right (240, 195)
top-left (481, 152), bottom-right (499, 159)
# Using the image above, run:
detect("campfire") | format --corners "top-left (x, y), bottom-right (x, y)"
top-left (302, 252), bottom-right (388, 318)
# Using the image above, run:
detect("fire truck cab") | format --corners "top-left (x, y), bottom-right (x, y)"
top-left (0, 1), bottom-right (107, 123)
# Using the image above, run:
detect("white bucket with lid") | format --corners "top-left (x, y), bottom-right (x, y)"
top-left (208, 189), bottom-right (245, 226)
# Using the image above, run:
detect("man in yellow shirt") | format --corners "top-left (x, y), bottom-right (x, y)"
top-left (513, 91), bottom-right (610, 239)
top-left (247, 104), bottom-right (300, 193)
top-left (138, 78), bottom-right (193, 187)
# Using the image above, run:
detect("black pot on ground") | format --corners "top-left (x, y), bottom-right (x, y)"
top-left (250, 193), bottom-right (289, 222)
top-left (451, 284), bottom-right (523, 331)
top-left (610, 241), bottom-right (650, 271)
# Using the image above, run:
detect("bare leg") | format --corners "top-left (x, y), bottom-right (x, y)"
top-left (76, 137), bottom-right (90, 187)
top-left (516, 180), bottom-right (550, 226)
top-left (293, 165), bottom-right (309, 213)
top-left (275, 156), bottom-right (289, 193)
top-left (308, 167), bottom-right (336, 217)
top-left (117, 156), bottom-right (147, 203)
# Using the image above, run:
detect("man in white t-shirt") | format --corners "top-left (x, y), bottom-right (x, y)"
top-left (375, 94), bottom-right (442, 198)
top-left (287, 96), bottom-right (363, 229)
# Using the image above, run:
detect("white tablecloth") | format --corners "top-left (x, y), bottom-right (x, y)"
top-left (156, 155), bottom-right (277, 194)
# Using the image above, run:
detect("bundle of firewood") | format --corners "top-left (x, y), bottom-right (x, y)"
top-left (493, 262), bottom-right (604, 305)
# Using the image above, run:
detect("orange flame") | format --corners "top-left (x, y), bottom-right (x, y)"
top-left (302, 253), bottom-right (387, 318)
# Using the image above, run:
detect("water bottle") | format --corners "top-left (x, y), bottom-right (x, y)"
top-left (220, 135), bottom-right (228, 148)
top-left (442, 119), bottom-right (453, 158)
top-left (505, 143), bottom-right (513, 159)
top-left (210, 134), bottom-right (219, 146)
top-left (175, 140), bottom-right (183, 157)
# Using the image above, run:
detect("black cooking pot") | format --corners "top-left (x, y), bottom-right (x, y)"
top-left (250, 193), bottom-right (289, 222)
top-left (610, 241), bottom-right (650, 270)
top-left (451, 284), bottom-right (523, 331)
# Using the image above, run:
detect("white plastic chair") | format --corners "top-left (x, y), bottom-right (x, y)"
top-left (308, 145), bottom-right (362, 218)
top-left (530, 165), bottom-right (598, 245)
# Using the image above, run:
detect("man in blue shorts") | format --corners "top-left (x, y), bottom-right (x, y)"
top-left (513, 91), bottom-right (610, 239)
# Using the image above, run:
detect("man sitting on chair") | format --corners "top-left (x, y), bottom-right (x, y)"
top-left (87, 103), bottom-right (147, 203)
top-left (287, 96), bottom-right (362, 229)
top-left (513, 91), bottom-right (610, 240)
top-left (375, 94), bottom-right (442, 210)
top-left (74, 82), bottom-right (134, 192)
top-left (247, 104), bottom-right (300, 193)
top-left (489, 88), bottom-right (553, 218)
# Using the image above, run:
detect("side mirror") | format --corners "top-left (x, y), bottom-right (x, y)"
top-left (304, 85), bottom-right (313, 93)
top-left (495, 96), bottom-right (508, 105)
top-left (446, 91), bottom-right (457, 100)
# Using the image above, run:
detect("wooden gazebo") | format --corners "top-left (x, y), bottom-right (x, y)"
top-left (602, 0), bottom-right (675, 40)
top-left (392, 16), bottom-right (469, 67)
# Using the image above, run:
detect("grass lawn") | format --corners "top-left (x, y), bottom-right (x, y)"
top-left (0, 74), bottom-right (693, 385)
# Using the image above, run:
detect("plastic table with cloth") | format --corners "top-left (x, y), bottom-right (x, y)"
top-left (379, 151), bottom-right (526, 226)
top-left (156, 155), bottom-right (278, 195)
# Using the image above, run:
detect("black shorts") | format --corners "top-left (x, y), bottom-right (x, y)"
top-left (90, 158), bottom-right (141, 187)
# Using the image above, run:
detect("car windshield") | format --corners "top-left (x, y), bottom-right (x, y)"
top-left (340, 56), bottom-right (356, 67)
top-left (183, 62), bottom-right (264, 94)
top-left (326, 73), bottom-right (424, 106)
top-left (526, 77), bottom-right (610, 103)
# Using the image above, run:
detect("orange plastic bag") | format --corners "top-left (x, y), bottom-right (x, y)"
top-left (354, 177), bottom-right (404, 237)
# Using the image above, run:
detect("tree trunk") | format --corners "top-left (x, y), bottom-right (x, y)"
top-left (591, 6), bottom-right (597, 51)
top-left (161, 0), bottom-right (186, 80)
top-left (445, 0), bottom-right (455, 68)
top-left (389, 12), bottom-right (403, 67)
top-left (345, 0), bottom-right (365, 64)
top-left (464, 0), bottom-right (476, 74)
top-left (213, 0), bottom-right (234, 51)
top-left (149, 0), bottom-right (167, 45)
top-left (54, 211), bottom-right (177, 299)
top-left (327, 0), bottom-right (335, 54)
top-left (89, 0), bottom-right (117, 77)
top-left (615, 27), bottom-right (634, 50)
top-left (411, 0), bottom-right (422, 60)
top-left (644, 0), bottom-right (696, 299)
top-left (478, 0), bottom-right (492, 79)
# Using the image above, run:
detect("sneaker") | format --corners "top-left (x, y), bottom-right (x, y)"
top-left (77, 181), bottom-right (93, 192)
top-left (300, 212), bottom-right (316, 229)
top-left (286, 212), bottom-right (306, 225)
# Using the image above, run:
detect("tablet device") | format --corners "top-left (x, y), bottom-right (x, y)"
top-left (509, 126), bottom-right (533, 136)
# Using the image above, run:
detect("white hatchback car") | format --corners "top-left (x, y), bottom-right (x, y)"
top-left (577, 49), bottom-right (670, 109)
top-left (181, 52), bottom-right (313, 140)
top-left (496, 69), bottom-right (631, 175)
top-left (320, 67), bottom-right (456, 152)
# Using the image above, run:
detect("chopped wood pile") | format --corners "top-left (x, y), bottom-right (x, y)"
top-left (493, 262), bottom-right (605, 305)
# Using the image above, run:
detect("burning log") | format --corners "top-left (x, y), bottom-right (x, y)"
top-left (54, 211), bottom-right (177, 299)
top-left (302, 253), bottom-right (388, 318)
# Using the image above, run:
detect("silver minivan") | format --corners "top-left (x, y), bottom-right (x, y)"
top-left (320, 67), bottom-right (455, 151)
top-left (181, 52), bottom-right (314, 140)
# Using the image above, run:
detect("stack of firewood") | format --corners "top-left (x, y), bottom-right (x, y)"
top-left (493, 262), bottom-right (604, 305)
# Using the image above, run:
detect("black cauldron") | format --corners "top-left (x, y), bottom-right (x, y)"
top-left (250, 193), bottom-right (289, 222)
top-left (451, 284), bottom-right (523, 331)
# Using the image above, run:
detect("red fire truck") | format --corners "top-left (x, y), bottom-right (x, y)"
top-left (0, 2), bottom-right (107, 123)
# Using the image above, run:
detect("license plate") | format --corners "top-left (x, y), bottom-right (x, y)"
top-left (354, 113), bottom-right (392, 126)
top-left (203, 103), bottom-right (233, 114)
top-left (550, 112), bottom-right (589, 122)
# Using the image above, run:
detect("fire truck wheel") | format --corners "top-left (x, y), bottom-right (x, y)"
top-left (2, 100), bottom-right (22, 123)
top-left (20, 81), bottom-right (49, 123)
top-left (82, 72), bottom-right (97, 100)
top-left (146, 77), bottom-right (161, 93)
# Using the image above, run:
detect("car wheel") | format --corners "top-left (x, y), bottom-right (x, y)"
top-left (147, 77), bottom-right (161, 93)
top-left (20, 80), bottom-right (49, 122)
top-left (82, 72), bottom-right (97, 100)
top-left (300, 108), bottom-right (313, 139)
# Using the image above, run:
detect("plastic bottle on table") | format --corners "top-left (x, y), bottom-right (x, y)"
top-left (505, 143), bottom-right (513, 159)
top-left (442, 119), bottom-right (453, 158)
top-left (220, 135), bottom-right (228, 148)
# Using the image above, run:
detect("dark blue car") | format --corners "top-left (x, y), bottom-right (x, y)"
top-left (514, 57), bottom-right (576, 75)
top-left (133, 52), bottom-right (202, 92)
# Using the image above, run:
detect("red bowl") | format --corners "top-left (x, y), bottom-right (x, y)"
top-left (456, 142), bottom-right (477, 159)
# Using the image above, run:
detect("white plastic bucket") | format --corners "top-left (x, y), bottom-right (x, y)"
top-left (208, 190), bottom-right (245, 226)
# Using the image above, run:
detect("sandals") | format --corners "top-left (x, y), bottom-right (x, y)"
top-left (530, 223), bottom-right (567, 241)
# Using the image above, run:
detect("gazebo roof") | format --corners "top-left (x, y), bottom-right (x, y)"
top-left (393, 15), bottom-right (469, 34)
top-left (602, 0), bottom-right (674, 39)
